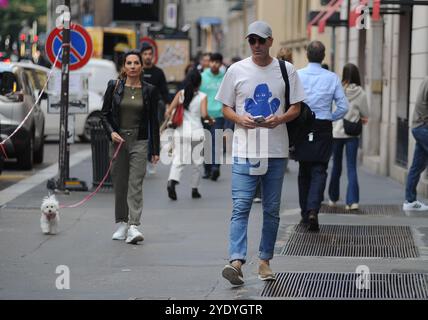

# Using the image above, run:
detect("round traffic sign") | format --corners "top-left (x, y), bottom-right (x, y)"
top-left (140, 37), bottom-right (158, 64)
top-left (45, 23), bottom-right (93, 71)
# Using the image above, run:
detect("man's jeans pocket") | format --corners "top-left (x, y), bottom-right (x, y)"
top-left (232, 157), bottom-right (268, 175)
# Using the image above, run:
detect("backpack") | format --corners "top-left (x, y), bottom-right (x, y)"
top-left (278, 60), bottom-right (315, 148)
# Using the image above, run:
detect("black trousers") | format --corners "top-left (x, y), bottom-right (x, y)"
top-left (295, 119), bottom-right (333, 218)
top-left (298, 161), bottom-right (329, 217)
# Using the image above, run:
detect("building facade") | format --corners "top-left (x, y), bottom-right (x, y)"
top-left (224, 0), bottom-right (336, 69)
top-left (181, 0), bottom-right (235, 57)
top-left (224, 0), bottom-right (256, 61)
top-left (222, 0), bottom-right (428, 198)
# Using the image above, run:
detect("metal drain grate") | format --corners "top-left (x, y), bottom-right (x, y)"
top-left (261, 272), bottom-right (428, 299)
top-left (320, 204), bottom-right (403, 216)
top-left (280, 225), bottom-right (419, 258)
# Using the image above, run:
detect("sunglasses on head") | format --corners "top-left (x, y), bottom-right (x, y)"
top-left (248, 36), bottom-right (267, 45)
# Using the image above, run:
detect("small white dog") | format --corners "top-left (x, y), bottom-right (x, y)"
top-left (40, 194), bottom-right (60, 235)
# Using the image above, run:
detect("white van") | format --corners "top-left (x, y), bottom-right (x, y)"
top-left (20, 59), bottom-right (118, 142)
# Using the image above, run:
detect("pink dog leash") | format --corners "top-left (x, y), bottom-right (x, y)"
top-left (59, 140), bottom-right (123, 209)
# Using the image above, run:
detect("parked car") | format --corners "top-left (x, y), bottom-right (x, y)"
top-left (19, 59), bottom-right (117, 142)
top-left (0, 51), bottom-right (11, 63)
top-left (0, 62), bottom-right (45, 169)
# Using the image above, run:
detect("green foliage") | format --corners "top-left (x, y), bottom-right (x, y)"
top-left (0, 0), bottom-right (47, 43)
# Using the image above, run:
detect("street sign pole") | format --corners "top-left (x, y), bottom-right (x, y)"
top-left (45, 10), bottom-right (92, 192)
top-left (58, 0), bottom-right (71, 191)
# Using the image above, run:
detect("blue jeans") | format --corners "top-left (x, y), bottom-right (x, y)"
top-left (229, 158), bottom-right (287, 263)
top-left (405, 124), bottom-right (428, 202)
top-left (328, 138), bottom-right (360, 205)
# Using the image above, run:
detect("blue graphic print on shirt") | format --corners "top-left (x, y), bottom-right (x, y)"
top-left (244, 84), bottom-right (280, 118)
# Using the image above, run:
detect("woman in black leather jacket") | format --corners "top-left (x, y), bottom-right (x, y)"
top-left (101, 50), bottom-right (160, 244)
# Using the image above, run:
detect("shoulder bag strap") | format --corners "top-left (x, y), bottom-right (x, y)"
top-left (179, 90), bottom-right (185, 104)
top-left (279, 59), bottom-right (291, 112)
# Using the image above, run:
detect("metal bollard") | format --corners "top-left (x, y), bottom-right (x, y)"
top-left (90, 120), bottom-right (113, 188)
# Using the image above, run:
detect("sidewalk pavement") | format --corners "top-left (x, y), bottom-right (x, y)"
top-left (0, 152), bottom-right (427, 299)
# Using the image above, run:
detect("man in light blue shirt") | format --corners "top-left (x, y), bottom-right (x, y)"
top-left (296, 41), bottom-right (348, 232)
top-left (298, 57), bottom-right (348, 120)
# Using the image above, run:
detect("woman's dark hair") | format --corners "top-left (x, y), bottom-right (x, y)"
top-left (342, 63), bottom-right (361, 86)
top-left (182, 70), bottom-right (201, 110)
top-left (119, 50), bottom-right (143, 79)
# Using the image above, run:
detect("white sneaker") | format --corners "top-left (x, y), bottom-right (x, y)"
top-left (345, 203), bottom-right (359, 210)
top-left (126, 225), bottom-right (144, 244)
top-left (403, 200), bottom-right (428, 211)
top-left (112, 222), bottom-right (128, 240)
top-left (328, 200), bottom-right (337, 207)
top-left (253, 197), bottom-right (262, 203)
top-left (147, 163), bottom-right (156, 175)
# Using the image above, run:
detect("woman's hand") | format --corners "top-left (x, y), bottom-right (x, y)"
top-left (151, 155), bottom-right (160, 164)
top-left (111, 132), bottom-right (125, 144)
top-left (361, 117), bottom-right (368, 125)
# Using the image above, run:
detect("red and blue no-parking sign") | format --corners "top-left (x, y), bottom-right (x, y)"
top-left (45, 23), bottom-right (93, 71)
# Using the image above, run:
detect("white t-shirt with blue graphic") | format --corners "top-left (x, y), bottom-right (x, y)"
top-left (215, 57), bottom-right (306, 158)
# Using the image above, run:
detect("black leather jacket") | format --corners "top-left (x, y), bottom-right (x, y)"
top-left (100, 78), bottom-right (160, 156)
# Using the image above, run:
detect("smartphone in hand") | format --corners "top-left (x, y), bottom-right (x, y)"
top-left (253, 115), bottom-right (266, 123)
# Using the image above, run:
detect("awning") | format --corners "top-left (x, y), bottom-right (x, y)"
top-left (347, 0), bottom-right (428, 28)
top-left (308, 0), bottom-right (428, 35)
top-left (318, 0), bottom-right (344, 33)
top-left (196, 17), bottom-right (222, 28)
top-left (373, 0), bottom-right (381, 20)
top-left (307, 0), bottom-right (336, 37)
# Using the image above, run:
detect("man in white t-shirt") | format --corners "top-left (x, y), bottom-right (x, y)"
top-left (215, 21), bottom-right (306, 286)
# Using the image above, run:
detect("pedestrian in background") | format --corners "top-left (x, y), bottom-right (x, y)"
top-left (216, 21), bottom-right (305, 285)
top-left (141, 43), bottom-right (170, 123)
top-left (328, 63), bottom-right (369, 210)
top-left (165, 70), bottom-right (212, 200)
top-left (277, 47), bottom-right (293, 64)
top-left (229, 56), bottom-right (242, 68)
top-left (296, 41), bottom-right (348, 232)
top-left (101, 50), bottom-right (160, 244)
top-left (197, 52), bottom-right (211, 73)
top-left (140, 43), bottom-right (170, 175)
top-left (403, 77), bottom-right (428, 211)
top-left (200, 52), bottom-right (226, 181)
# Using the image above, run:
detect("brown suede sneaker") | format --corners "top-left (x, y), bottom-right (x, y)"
top-left (258, 263), bottom-right (276, 281)
top-left (222, 264), bottom-right (244, 286)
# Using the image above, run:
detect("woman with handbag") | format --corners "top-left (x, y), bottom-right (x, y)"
top-left (328, 63), bottom-right (369, 210)
top-left (101, 50), bottom-right (160, 244)
top-left (165, 70), bottom-right (212, 200)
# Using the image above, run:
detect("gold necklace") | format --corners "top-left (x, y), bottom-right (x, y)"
top-left (130, 86), bottom-right (136, 100)
top-left (127, 84), bottom-right (139, 100)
